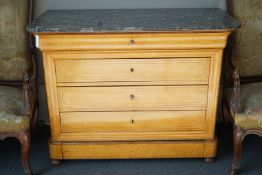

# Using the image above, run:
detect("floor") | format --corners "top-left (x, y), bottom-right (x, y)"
top-left (0, 124), bottom-right (262, 175)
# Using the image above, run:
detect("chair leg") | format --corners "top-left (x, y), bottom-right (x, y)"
top-left (231, 125), bottom-right (245, 175)
top-left (18, 130), bottom-right (32, 175)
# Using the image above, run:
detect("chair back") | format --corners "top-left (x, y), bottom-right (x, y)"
top-left (0, 0), bottom-right (31, 81)
top-left (231, 0), bottom-right (262, 77)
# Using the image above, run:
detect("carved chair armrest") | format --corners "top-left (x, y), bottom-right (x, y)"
top-left (229, 68), bottom-right (242, 118)
top-left (21, 72), bottom-right (32, 116)
top-left (21, 71), bottom-right (37, 114)
top-left (224, 55), bottom-right (236, 88)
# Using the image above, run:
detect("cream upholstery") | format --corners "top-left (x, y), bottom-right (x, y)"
top-left (0, 86), bottom-right (29, 133)
top-left (231, 0), bottom-right (262, 77)
top-left (0, 0), bottom-right (30, 81)
top-left (226, 82), bottom-right (262, 128)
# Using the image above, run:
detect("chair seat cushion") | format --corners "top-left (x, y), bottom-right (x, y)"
top-left (225, 82), bottom-right (262, 129)
top-left (235, 107), bottom-right (262, 129)
top-left (0, 85), bottom-right (29, 133)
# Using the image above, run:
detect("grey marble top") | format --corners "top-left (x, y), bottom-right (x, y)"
top-left (27, 8), bottom-right (240, 33)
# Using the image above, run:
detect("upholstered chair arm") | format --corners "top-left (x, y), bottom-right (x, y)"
top-left (21, 72), bottom-right (32, 116)
top-left (229, 68), bottom-right (241, 117)
top-left (224, 52), bottom-right (236, 88)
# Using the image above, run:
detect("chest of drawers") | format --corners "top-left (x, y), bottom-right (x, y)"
top-left (28, 9), bottom-right (239, 162)
top-left (41, 33), bottom-right (225, 161)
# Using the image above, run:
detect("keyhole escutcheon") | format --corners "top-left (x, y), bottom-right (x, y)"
top-left (129, 39), bottom-right (136, 45)
top-left (130, 119), bottom-right (135, 124)
top-left (130, 94), bottom-right (135, 100)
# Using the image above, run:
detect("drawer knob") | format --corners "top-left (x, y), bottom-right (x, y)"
top-left (130, 68), bottom-right (135, 72)
top-left (130, 94), bottom-right (135, 100)
top-left (130, 119), bottom-right (135, 124)
top-left (129, 39), bottom-right (136, 45)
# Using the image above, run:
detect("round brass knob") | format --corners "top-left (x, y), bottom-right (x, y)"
top-left (130, 94), bottom-right (135, 100)
top-left (129, 39), bottom-right (136, 45)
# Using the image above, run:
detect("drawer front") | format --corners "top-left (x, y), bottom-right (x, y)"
top-left (55, 58), bottom-right (210, 85)
top-left (38, 33), bottom-right (229, 51)
top-left (60, 111), bottom-right (206, 133)
top-left (57, 86), bottom-right (208, 112)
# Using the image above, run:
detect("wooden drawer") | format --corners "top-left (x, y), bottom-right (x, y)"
top-left (60, 111), bottom-right (206, 133)
top-left (57, 86), bottom-right (208, 112)
top-left (55, 58), bottom-right (210, 85)
top-left (38, 33), bottom-right (229, 51)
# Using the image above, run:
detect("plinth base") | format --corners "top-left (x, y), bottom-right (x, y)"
top-left (49, 138), bottom-right (217, 160)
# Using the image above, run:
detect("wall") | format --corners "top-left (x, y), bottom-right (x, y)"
top-left (34, 0), bottom-right (227, 124)
top-left (34, 0), bottom-right (47, 17)
top-left (35, 0), bottom-right (226, 17)
top-left (48, 0), bottom-right (226, 10)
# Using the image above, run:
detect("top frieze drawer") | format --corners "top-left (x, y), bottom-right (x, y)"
top-left (37, 33), bottom-right (229, 51)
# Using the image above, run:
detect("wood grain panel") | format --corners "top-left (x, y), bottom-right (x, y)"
top-left (38, 32), bottom-right (230, 51)
top-left (60, 111), bottom-right (206, 133)
top-left (49, 139), bottom-right (217, 159)
top-left (57, 86), bottom-right (208, 112)
top-left (205, 50), bottom-right (223, 139)
top-left (48, 140), bottom-right (63, 159)
top-left (204, 138), bottom-right (217, 158)
top-left (57, 130), bottom-right (209, 141)
top-left (55, 58), bottom-right (210, 85)
top-left (42, 53), bottom-right (61, 140)
top-left (47, 49), bottom-right (220, 60)
top-left (61, 141), bottom-right (205, 159)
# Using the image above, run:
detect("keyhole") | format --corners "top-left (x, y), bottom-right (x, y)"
top-left (130, 94), bottom-right (135, 100)
top-left (130, 39), bottom-right (136, 45)
top-left (130, 68), bottom-right (135, 72)
top-left (130, 119), bottom-right (135, 124)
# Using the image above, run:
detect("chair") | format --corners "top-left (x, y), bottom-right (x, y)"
top-left (0, 0), bottom-right (37, 174)
top-left (223, 0), bottom-right (262, 175)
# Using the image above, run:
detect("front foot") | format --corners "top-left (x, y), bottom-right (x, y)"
top-left (51, 159), bottom-right (61, 166)
top-left (204, 158), bottom-right (215, 163)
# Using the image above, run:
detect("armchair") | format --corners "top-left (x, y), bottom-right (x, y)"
top-left (0, 0), bottom-right (37, 174)
top-left (223, 0), bottom-right (262, 175)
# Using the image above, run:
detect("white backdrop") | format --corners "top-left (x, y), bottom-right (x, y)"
top-left (35, 0), bottom-right (226, 17)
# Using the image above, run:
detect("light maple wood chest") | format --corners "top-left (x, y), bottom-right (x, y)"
top-left (28, 9), bottom-right (239, 162)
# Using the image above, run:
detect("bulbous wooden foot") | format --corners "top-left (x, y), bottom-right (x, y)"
top-left (51, 159), bottom-right (61, 165)
top-left (204, 158), bottom-right (215, 163)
